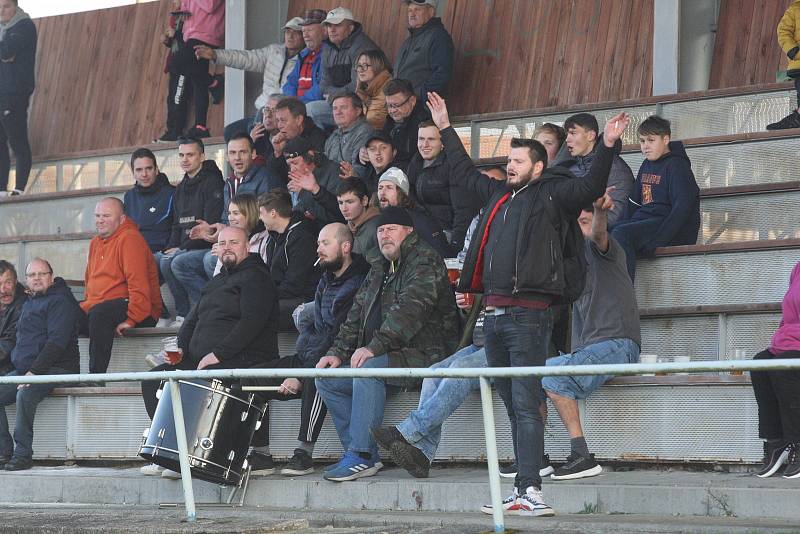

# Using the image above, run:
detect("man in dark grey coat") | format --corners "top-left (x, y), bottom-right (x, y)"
top-left (0, 261), bottom-right (25, 376)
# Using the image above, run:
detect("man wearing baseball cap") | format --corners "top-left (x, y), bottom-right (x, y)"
top-left (395, 0), bottom-right (454, 101)
top-left (315, 206), bottom-right (458, 482)
top-left (283, 9), bottom-right (327, 104)
top-left (305, 7), bottom-right (379, 131)
top-left (283, 136), bottom-right (342, 226)
top-left (356, 131), bottom-right (399, 192)
top-left (195, 16), bottom-right (306, 142)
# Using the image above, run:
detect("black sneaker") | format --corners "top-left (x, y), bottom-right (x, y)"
top-left (766, 110), bottom-right (800, 130)
top-left (0, 455), bottom-right (10, 467)
top-left (280, 449), bottom-right (314, 476)
top-left (498, 454), bottom-right (553, 479)
top-left (247, 450), bottom-right (275, 475)
top-left (186, 125), bottom-right (211, 139)
top-left (154, 130), bottom-right (179, 143)
top-left (209, 74), bottom-right (224, 104)
top-left (783, 444), bottom-right (800, 479)
top-left (757, 441), bottom-right (791, 478)
top-left (550, 452), bottom-right (602, 480)
top-left (4, 456), bottom-right (33, 471)
top-left (391, 439), bottom-right (430, 478)
top-left (370, 425), bottom-right (405, 451)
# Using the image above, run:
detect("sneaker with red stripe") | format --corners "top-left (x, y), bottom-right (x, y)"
top-left (480, 487), bottom-right (521, 515)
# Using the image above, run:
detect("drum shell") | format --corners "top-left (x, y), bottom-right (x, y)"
top-left (140, 379), bottom-right (263, 486)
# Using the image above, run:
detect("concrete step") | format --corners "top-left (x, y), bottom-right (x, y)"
top-left (2, 466), bottom-right (799, 523)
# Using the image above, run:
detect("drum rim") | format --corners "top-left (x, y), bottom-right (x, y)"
top-left (139, 445), bottom-right (244, 480)
top-left (175, 379), bottom-right (265, 417)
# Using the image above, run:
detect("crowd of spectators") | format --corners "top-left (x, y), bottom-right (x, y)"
top-left (1, 0), bottom-right (798, 521)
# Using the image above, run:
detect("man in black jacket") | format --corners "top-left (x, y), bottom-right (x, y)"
top-left (140, 225), bottom-right (279, 431)
top-left (268, 97), bottom-right (328, 182)
top-left (244, 222), bottom-right (370, 476)
top-left (380, 79), bottom-right (429, 171)
top-left (0, 0), bottom-right (36, 195)
top-left (257, 189), bottom-right (321, 331)
top-left (0, 258), bottom-right (80, 471)
top-left (0, 260), bottom-right (25, 376)
top-left (425, 92), bottom-right (629, 517)
top-left (158, 138), bottom-right (224, 326)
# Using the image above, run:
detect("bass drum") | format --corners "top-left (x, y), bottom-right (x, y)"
top-left (140, 379), bottom-right (264, 486)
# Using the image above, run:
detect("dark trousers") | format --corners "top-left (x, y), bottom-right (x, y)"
top-left (795, 78), bottom-right (800, 108)
top-left (611, 216), bottom-right (699, 280)
top-left (141, 355), bottom-right (257, 419)
top-left (165, 71), bottom-right (192, 135)
top-left (0, 94), bottom-right (32, 192)
top-left (0, 369), bottom-right (63, 460)
top-left (169, 38), bottom-right (213, 128)
top-left (278, 298), bottom-right (304, 332)
top-left (80, 299), bottom-right (156, 374)
top-left (751, 349), bottom-right (800, 442)
top-left (245, 354), bottom-right (327, 448)
top-left (485, 306), bottom-right (553, 490)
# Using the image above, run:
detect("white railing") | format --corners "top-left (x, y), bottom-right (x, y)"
top-left (0, 357), bottom-right (797, 533)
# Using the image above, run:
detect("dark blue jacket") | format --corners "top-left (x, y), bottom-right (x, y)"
top-left (626, 141), bottom-right (701, 252)
top-left (123, 173), bottom-right (175, 252)
top-left (11, 278), bottom-right (80, 375)
top-left (222, 164), bottom-right (284, 224)
top-left (0, 14), bottom-right (36, 97)
top-left (282, 46), bottom-right (324, 103)
top-left (295, 254), bottom-right (370, 367)
top-left (394, 17), bottom-right (454, 101)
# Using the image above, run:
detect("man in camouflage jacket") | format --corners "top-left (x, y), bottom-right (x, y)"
top-left (315, 206), bottom-right (457, 482)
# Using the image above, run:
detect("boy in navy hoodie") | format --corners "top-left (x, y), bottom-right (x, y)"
top-left (611, 116), bottom-right (700, 279)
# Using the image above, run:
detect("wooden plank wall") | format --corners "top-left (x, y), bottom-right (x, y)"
top-left (709, 0), bottom-right (792, 89)
top-left (287, 0), bottom-right (654, 115)
top-left (29, 2), bottom-right (223, 159)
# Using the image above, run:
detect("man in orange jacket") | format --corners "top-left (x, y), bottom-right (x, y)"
top-left (80, 197), bottom-right (161, 374)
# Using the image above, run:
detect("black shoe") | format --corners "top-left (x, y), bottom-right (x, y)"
top-left (280, 449), bottom-right (314, 476)
top-left (390, 439), bottom-right (430, 478)
top-left (4, 456), bottom-right (33, 471)
top-left (154, 131), bottom-right (179, 143)
top-left (766, 110), bottom-right (800, 130)
top-left (550, 452), bottom-right (602, 480)
top-left (186, 125), bottom-right (211, 139)
top-left (247, 450), bottom-right (275, 475)
top-left (370, 425), bottom-right (405, 451)
top-left (783, 444), bottom-right (800, 479)
top-left (499, 454), bottom-right (553, 479)
top-left (757, 441), bottom-right (791, 478)
top-left (0, 455), bottom-right (10, 467)
top-left (209, 74), bottom-right (224, 104)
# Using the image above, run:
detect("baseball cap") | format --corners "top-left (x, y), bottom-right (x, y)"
top-left (364, 131), bottom-right (394, 149)
top-left (283, 17), bottom-right (304, 31)
top-left (299, 9), bottom-right (326, 26)
top-left (284, 137), bottom-right (312, 159)
top-left (323, 7), bottom-right (356, 25)
top-left (404, 0), bottom-right (437, 6)
top-left (378, 167), bottom-right (410, 195)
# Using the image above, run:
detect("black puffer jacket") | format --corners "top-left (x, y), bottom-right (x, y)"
top-left (262, 211), bottom-right (321, 301)
top-left (168, 160), bottom-right (225, 250)
top-left (0, 282), bottom-right (26, 374)
top-left (406, 151), bottom-right (482, 253)
top-left (178, 254), bottom-right (279, 364)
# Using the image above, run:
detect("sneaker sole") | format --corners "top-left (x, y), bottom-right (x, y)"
top-left (280, 467), bottom-right (314, 476)
top-left (519, 507), bottom-right (556, 517)
top-left (550, 464), bottom-right (603, 480)
top-left (323, 465), bottom-right (380, 482)
top-left (499, 471), bottom-right (516, 479)
top-left (391, 443), bottom-right (430, 478)
top-left (480, 504), bottom-right (520, 515)
top-left (756, 449), bottom-right (790, 478)
top-left (250, 468), bottom-right (276, 476)
top-left (783, 469), bottom-right (800, 479)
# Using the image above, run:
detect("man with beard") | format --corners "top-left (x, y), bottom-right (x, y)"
top-left (315, 207), bottom-right (458, 482)
top-left (426, 92), bottom-right (629, 517)
top-left (243, 222), bottom-right (370, 476)
top-left (0, 260), bottom-right (25, 376)
top-left (140, 226), bottom-right (279, 478)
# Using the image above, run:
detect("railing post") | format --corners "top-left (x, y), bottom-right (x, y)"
top-left (479, 377), bottom-right (504, 533)
top-left (470, 120), bottom-right (481, 160)
top-left (169, 379), bottom-right (196, 522)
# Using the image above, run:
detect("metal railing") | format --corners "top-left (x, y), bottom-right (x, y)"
top-left (0, 358), bottom-right (798, 533)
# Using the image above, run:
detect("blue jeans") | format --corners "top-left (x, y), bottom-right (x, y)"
top-left (0, 370), bottom-right (56, 459)
top-left (305, 100), bottom-right (335, 131)
top-left (315, 354), bottom-right (389, 457)
top-left (202, 249), bottom-right (217, 279)
top-left (159, 250), bottom-right (190, 317)
top-left (485, 306), bottom-right (552, 490)
top-left (611, 216), bottom-right (699, 280)
top-left (397, 345), bottom-right (486, 461)
top-left (169, 249), bottom-right (211, 312)
top-left (542, 338), bottom-right (640, 400)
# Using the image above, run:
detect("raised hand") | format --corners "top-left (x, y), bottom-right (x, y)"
top-left (593, 186), bottom-right (616, 212)
top-left (603, 112), bottom-right (630, 146)
top-left (426, 92), bottom-right (451, 130)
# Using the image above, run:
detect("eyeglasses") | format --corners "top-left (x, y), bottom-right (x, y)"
top-left (355, 63), bottom-right (372, 71)
top-left (387, 95), bottom-right (412, 110)
top-left (26, 271), bottom-right (52, 278)
top-left (262, 107), bottom-right (276, 116)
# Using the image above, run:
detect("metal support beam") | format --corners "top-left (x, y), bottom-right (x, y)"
top-left (479, 377), bottom-right (504, 533)
top-left (223, 0), bottom-right (247, 127)
top-left (653, 0), bottom-right (680, 95)
top-left (169, 379), bottom-right (196, 522)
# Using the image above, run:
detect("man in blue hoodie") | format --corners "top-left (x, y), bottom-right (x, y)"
top-left (611, 115), bottom-right (700, 280)
top-left (0, 258), bottom-right (80, 471)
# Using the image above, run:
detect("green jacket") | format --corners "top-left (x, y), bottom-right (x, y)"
top-left (331, 231), bottom-right (458, 388)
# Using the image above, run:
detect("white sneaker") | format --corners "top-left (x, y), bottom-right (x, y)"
top-left (161, 468), bottom-right (181, 479)
top-left (140, 463), bottom-right (165, 476)
top-left (518, 486), bottom-right (555, 517)
top-left (481, 487), bottom-right (520, 515)
top-left (168, 316), bottom-right (184, 329)
top-left (156, 318), bottom-right (172, 328)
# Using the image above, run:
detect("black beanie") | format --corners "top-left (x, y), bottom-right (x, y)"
top-left (376, 206), bottom-right (414, 228)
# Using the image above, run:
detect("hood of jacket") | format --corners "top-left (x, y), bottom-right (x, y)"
top-left (102, 218), bottom-right (141, 244)
top-left (133, 172), bottom-right (171, 195)
top-left (326, 21), bottom-right (367, 51)
top-left (220, 251), bottom-right (270, 278)
top-left (183, 160), bottom-right (223, 190)
top-left (407, 16), bottom-right (445, 35)
top-left (0, 7), bottom-right (30, 38)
